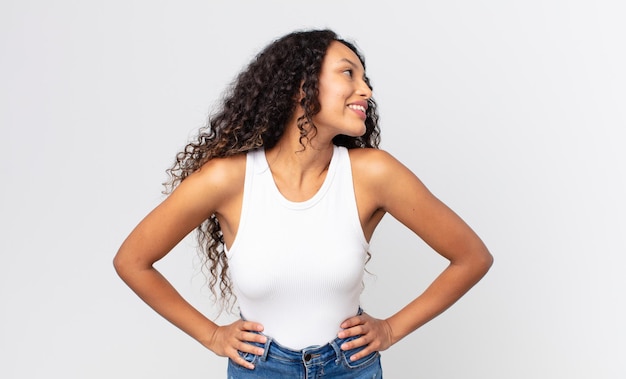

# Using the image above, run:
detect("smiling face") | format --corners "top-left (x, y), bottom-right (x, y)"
top-left (311, 41), bottom-right (373, 140)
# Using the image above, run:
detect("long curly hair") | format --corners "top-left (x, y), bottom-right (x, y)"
top-left (164, 29), bottom-right (381, 310)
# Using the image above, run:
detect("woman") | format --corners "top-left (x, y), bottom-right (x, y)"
top-left (114, 29), bottom-right (493, 378)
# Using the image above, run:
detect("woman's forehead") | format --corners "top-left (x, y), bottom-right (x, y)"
top-left (323, 41), bottom-right (364, 70)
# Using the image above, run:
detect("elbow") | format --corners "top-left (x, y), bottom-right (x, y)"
top-left (113, 246), bottom-right (155, 283)
top-left (478, 249), bottom-right (494, 276)
top-left (459, 243), bottom-right (493, 278)
top-left (112, 249), bottom-right (135, 280)
top-left (112, 252), bottom-right (125, 277)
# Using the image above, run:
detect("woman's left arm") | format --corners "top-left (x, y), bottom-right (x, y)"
top-left (339, 149), bottom-right (493, 360)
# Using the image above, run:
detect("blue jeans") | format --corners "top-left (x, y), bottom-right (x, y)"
top-left (227, 334), bottom-right (383, 378)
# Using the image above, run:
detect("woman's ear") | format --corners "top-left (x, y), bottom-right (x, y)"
top-left (297, 80), bottom-right (306, 103)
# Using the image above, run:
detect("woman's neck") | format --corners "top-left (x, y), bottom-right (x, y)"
top-left (264, 123), bottom-right (335, 199)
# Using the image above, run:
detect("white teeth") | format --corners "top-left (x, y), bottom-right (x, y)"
top-left (348, 104), bottom-right (366, 112)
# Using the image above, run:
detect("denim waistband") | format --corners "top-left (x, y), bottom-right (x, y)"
top-left (256, 334), bottom-right (346, 365)
top-left (241, 307), bottom-right (364, 366)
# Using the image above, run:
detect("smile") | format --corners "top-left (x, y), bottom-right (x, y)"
top-left (348, 104), bottom-right (366, 113)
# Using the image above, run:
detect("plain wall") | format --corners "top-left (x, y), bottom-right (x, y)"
top-left (1, 1), bottom-right (624, 378)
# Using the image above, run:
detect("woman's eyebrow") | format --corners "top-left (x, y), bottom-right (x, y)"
top-left (338, 57), bottom-right (359, 68)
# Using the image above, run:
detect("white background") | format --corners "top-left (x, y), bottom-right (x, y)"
top-left (1, 1), bottom-right (625, 378)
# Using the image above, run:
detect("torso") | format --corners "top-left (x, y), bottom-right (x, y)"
top-left (224, 145), bottom-right (376, 348)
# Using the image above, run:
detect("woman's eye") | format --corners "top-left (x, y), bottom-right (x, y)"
top-left (343, 69), bottom-right (353, 77)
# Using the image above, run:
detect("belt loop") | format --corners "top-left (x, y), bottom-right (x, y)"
top-left (330, 338), bottom-right (343, 364)
top-left (260, 336), bottom-right (272, 362)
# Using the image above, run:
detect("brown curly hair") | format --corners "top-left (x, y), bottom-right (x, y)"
top-left (164, 29), bottom-right (381, 310)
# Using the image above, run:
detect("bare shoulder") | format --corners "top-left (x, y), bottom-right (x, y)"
top-left (166, 153), bottom-right (247, 217)
top-left (348, 147), bottom-right (412, 183)
top-left (348, 147), bottom-right (433, 212)
top-left (193, 153), bottom-right (246, 190)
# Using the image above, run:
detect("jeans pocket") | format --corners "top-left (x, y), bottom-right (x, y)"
top-left (340, 337), bottom-right (381, 369)
top-left (236, 341), bottom-right (264, 366)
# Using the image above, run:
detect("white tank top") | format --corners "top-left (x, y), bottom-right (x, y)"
top-left (226, 145), bottom-right (369, 349)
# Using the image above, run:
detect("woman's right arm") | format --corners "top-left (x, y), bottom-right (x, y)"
top-left (113, 156), bottom-right (266, 369)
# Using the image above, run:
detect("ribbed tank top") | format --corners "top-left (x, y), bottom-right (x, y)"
top-left (226, 145), bottom-right (369, 349)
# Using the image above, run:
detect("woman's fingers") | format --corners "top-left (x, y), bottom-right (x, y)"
top-left (230, 349), bottom-right (256, 370)
top-left (340, 314), bottom-right (363, 330)
top-left (337, 313), bottom-right (394, 361)
top-left (231, 321), bottom-right (267, 369)
top-left (206, 320), bottom-right (267, 369)
top-left (241, 320), bottom-right (265, 333)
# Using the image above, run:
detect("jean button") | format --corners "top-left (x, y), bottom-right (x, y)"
top-left (304, 353), bottom-right (312, 362)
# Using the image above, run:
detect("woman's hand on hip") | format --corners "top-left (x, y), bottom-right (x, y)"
top-left (338, 312), bottom-right (394, 361)
top-left (204, 320), bottom-right (266, 370)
